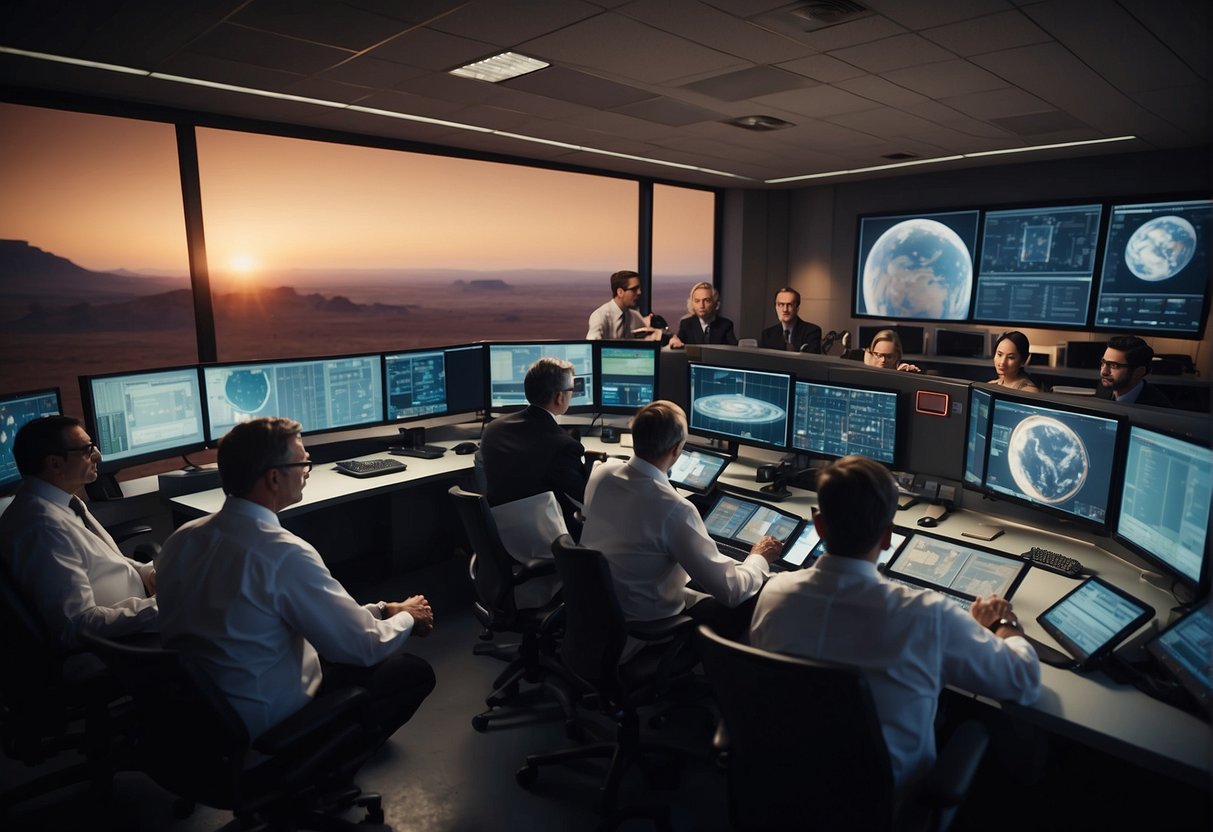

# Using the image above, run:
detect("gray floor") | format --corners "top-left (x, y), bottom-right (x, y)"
top-left (4, 555), bottom-right (1209, 831)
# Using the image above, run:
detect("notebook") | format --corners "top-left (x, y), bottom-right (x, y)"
top-left (668, 445), bottom-right (732, 495)
top-left (1037, 577), bottom-right (1154, 669)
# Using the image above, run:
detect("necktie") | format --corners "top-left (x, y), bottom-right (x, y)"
top-left (784, 329), bottom-right (793, 351)
top-left (69, 495), bottom-right (121, 555)
top-left (617, 314), bottom-right (625, 339)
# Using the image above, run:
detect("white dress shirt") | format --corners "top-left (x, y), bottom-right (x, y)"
top-left (0, 477), bottom-right (157, 646)
top-left (750, 555), bottom-right (1040, 796)
top-left (581, 457), bottom-right (769, 623)
top-left (156, 497), bottom-right (416, 738)
top-left (586, 299), bottom-right (646, 340)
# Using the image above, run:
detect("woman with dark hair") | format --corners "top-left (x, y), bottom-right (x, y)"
top-left (991, 331), bottom-right (1039, 392)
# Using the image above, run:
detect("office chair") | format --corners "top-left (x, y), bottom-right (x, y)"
top-left (448, 485), bottom-right (573, 733)
top-left (696, 624), bottom-right (989, 832)
top-left (516, 535), bottom-right (697, 824)
top-left (737, 338), bottom-right (758, 348)
top-left (79, 631), bottom-right (385, 830)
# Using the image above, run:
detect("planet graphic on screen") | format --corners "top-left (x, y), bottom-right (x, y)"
top-left (693, 395), bottom-right (785, 424)
top-left (1124, 215), bottom-right (1196, 282)
top-left (224, 370), bottom-right (271, 414)
top-left (1006, 415), bottom-right (1088, 505)
top-left (863, 219), bottom-right (972, 319)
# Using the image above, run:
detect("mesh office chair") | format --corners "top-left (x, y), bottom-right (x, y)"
top-left (79, 631), bottom-right (385, 830)
top-left (696, 624), bottom-right (989, 832)
top-left (448, 485), bottom-right (573, 732)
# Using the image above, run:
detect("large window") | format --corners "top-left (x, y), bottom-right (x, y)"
top-left (195, 128), bottom-right (638, 358)
top-left (651, 183), bottom-right (715, 328)
top-left (0, 104), bottom-right (194, 422)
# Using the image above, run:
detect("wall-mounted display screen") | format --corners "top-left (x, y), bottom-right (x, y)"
top-left (487, 342), bottom-right (594, 411)
top-left (1094, 198), bottom-right (1212, 337)
top-left (790, 380), bottom-right (898, 465)
top-left (82, 367), bottom-right (207, 469)
top-left (855, 209), bottom-right (981, 321)
top-left (0, 388), bottom-right (62, 492)
top-left (688, 363), bottom-right (792, 452)
top-left (973, 203), bottom-right (1102, 327)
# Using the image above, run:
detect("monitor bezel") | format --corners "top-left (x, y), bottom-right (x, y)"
top-left (686, 362), bottom-right (794, 454)
top-left (595, 340), bottom-right (661, 415)
top-left (1036, 576), bottom-right (1155, 669)
top-left (485, 340), bottom-right (598, 415)
top-left (1145, 604), bottom-right (1212, 710)
top-left (789, 377), bottom-right (902, 468)
top-left (1113, 423), bottom-right (1212, 595)
top-left (79, 365), bottom-right (208, 473)
top-left (667, 444), bottom-right (733, 495)
top-left (200, 352), bottom-right (386, 441)
top-left (382, 343), bottom-right (487, 424)
top-left (0, 386), bottom-right (63, 494)
top-left (883, 529), bottom-right (1030, 604)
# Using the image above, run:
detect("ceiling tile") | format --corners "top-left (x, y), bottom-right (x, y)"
top-left (368, 26), bottom-right (497, 71)
top-left (186, 22), bottom-right (354, 73)
top-left (834, 75), bottom-right (926, 108)
top-left (756, 84), bottom-right (881, 118)
top-left (612, 96), bottom-right (725, 126)
top-left (751, 7), bottom-right (907, 51)
top-left (502, 66), bottom-right (656, 109)
top-left (320, 56), bottom-right (428, 88)
top-left (883, 59), bottom-right (1007, 98)
top-left (619, 0), bottom-right (811, 64)
top-left (940, 86), bottom-right (1054, 120)
top-left (231, 0), bottom-right (410, 51)
top-left (921, 10), bottom-right (1050, 56)
top-left (682, 65), bottom-right (814, 101)
top-left (778, 54), bottom-right (868, 83)
top-left (830, 33), bottom-right (956, 74)
top-left (865, 0), bottom-right (1011, 30)
top-left (423, 0), bottom-right (601, 47)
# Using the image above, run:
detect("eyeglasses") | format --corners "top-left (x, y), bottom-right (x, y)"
top-left (1099, 359), bottom-right (1131, 372)
top-left (622, 284), bottom-right (642, 293)
top-left (272, 461), bottom-right (313, 474)
top-left (867, 350), bottom-right (898, 362)
top-left (775, 302), bottom-right (797, 309)
top-left (59, 442), bottom-right (98, 457)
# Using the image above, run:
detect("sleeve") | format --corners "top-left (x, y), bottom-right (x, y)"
top-left (676, 317), bottom-right (696, 344)
top-left (802, 324), bottom-right (822, 354)
top-left (721, 319), bottom-right (738, 346)
top-left (586, 305), bottom-right (608, 340)
top-left (665, 500), bottom-right (768, 608)
top-left (548, 436), bottom-right (589, 505)
top-left (274, 542), bottom-right (415, 667)
top-left (758, 325), bottom-right (779, 350)
top-left (939, 603), bottom-right (1041, 706)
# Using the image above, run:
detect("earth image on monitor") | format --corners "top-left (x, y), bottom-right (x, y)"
top-left (1124, 215), bottom-right (1197, 282)
top-left (862, 219), bottom-right (972, 319)
top-left (224, 370), bottom-right (272, 414)
top-left (1006, 415), bottom-right (1088, 505)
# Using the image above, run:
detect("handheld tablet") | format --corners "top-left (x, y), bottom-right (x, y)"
top-left (1037, 578), bottom-right (1154, 670)
top-left (1145, 604), bottom-right (1212, 710)
top-left (703, 493), bottom-right (804, 551)
top-left (885, 532), bottom-right (1029, 606)
top-left (668, 445), bottom-right (732, 495)
top-left (783, 525), bottom-right (908, 569)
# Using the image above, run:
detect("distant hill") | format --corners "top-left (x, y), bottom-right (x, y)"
top-left (0, 240), bottom-right (186, 312)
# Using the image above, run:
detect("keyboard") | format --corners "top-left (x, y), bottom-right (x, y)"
top-left (335, 458), bottom-right (408, 478)
top-left (1024, 546), bottom-right (1084, 577)
top-left (390, 444), bottom-right (446, 459)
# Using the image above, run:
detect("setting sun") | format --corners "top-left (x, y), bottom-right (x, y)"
top-left (230, 254), bottom-right (258, 274)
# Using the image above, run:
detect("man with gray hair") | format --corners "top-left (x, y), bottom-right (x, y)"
top-left (668, 281), bottom-right (738, 349)
top-left (156, 417), bottom-right (435, 743)
top-left (750, 455), bottom-right (1040, 800)
top-left (581, 401), bottom-right (781, 648)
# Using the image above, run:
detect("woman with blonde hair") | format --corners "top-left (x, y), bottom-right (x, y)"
top-left (863, 329), bottom-right (921, 373)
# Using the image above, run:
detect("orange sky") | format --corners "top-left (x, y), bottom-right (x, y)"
top-left (0, 102), bottom-right (714, 279)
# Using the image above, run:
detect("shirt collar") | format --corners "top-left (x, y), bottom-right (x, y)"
top-left (814, 553), bottom-right (879, 580)
top-left (23, 476), bottom-right (74, 507)
top-left (1115, 379), bottom-right (1145, 404)
top-left (222, 495), bottom-right (282, 527)
top-left (627, 455), bottom-right (671, 487)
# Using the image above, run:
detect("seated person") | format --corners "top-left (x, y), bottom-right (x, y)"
top-left (750, 456), bottom-right (1040, 801)
top-left (581, 401), bottom-right (781, 656)
top-left (864, 329), bottom-right (921, 373)
top-left (0, 416), bottom-right (158, 647)
top-left (668, 282), bottom-right (737, 348)
top-left (990, 331), bottom-right (1039, 392)
top-left (156, 417), bottom-right (435, 742)
top-left (1097, 334), bottom-right (1172, 406)
top-left (759, 288), bottom-right (821, 353)
top-left (586, 270), bottom-right (657, 340)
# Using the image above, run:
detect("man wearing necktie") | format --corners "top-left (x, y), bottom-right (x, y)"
top-left (586, 270), bottom-right (656, 340)
top-left (759, 287), bottom-right (823, 353)
top-left (0, 416), bottom-right (157, 647)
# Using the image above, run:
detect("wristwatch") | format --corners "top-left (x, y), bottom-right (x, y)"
top-left (992, 617), bottom-right (1020, 633)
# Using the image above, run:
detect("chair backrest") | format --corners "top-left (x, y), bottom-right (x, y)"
top-left (449, 485), bottom-right (520, 621)
top-left (737, 337), bottom-right (758, 348)
top-left (549, 534), bottom-right (627, 696)
top-left (695, 624), bottom-right (896, 832)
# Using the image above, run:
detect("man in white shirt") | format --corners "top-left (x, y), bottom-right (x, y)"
top-left (750, 455), bottom-right (1040, 799)
top-left (586, 270), bottom-right (655, 340)
top-left (580, 401), bottom-right (781, 647)
top-left (0, 416), bottom-right (157, 647)
top-left (156, 417), bottom-right (435, 742)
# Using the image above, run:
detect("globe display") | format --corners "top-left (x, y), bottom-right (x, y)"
top-left (1006, 415), bottom-right (1088, 505)
top-left (863, 219), bottom-right (972, 319)
top-left (1124, 215), bottom-right (1196, 282)
top-left (224, 370), bottom-right (271, 414)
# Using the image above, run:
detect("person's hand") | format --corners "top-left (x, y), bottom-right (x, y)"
top-left (897, 362), bottom-right (922, 373)
top-left (668, 334), bottom-right (685, 349)
top-left (970, 595), bottom-right (1018, 635)
top-left (643, 313), bottom-right (654, 327)
top-left (750, 534), bottom-right (783, 563)
top-left (391, 595), bottom-right (434, 637)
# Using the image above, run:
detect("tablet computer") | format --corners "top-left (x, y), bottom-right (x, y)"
top-left (782, 524), bottom-right (908, 570)
top-left (1145, 604), bottom-right (1212, 710)
top-left (885, 532), bottom-right (1029, 607)
top-left (1037, 577), bottom-right (1155, 669)
top-left (703, 493), bottom-right (804, 553)
top-left (668, 445), bottom-right (732, 495)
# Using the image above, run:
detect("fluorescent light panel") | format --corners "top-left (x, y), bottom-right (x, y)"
top-left (449, 52), bottom-right (548, 83)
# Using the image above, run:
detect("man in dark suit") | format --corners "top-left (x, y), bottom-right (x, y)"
top-left (668, 282), bottom-right (738, 348)
top-left (480, 357), bottom-right (588, 533)
top-left (1096, 334), bottom-right (1173, 407)
top-left (759, 287), bottom-right (822, 353)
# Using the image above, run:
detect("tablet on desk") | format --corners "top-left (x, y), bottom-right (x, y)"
top-left (668, 445), bottom-right (732, 495)
top-left (703, 493), bottom-right (803, 556)
top-left (1037, 577), bottom-right (1154, 670)
top-left (885, 532), bottom-right (1029, 609)
top-left (1145, 604), bottom-right (1212, 710)
top-left (782, 525), bottom-right (907, 570)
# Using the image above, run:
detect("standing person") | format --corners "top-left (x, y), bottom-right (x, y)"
top-left (0, 415), bottom-right (158, 647)
top-left (668, 282), bottom-right (738, 348)
top-left (586, 270), bottom-right (655, 340)
top-left (156, 417), bottom-right (435, 742)
top-left (990, 331), bottom-right (1039, 392)
top-left (1097, 335), bottom-right (1173, 406)
top-left (750, 455), bottom-right (1040, 801)
top-left (864, 329), bottom-right (922, 373)
top-left (759, 288), bottom-right (821, 353)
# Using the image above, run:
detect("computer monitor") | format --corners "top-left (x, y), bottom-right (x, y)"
top-left (934, 327), bottom-right (989, 358)
top-left (203, 353), bottom-right (384, 441)
top-left (1094, 198), bottom-right (1212, 337)
top-left (973, 203), bottom-right (1103, 327)
top-left (981, 391), bottom-right (1122, 531)
top-left (0, 388), bottom-right (62, 493)
top-left (597, 342), bottom-right (659, 413)
top-left (1115, 425), bottom-right (1211, 592)
top-left (790, 380), bottom-right (898, 466)
top-left (687, 363), bottom-right (793, 452)
top-left (487, 341), bottom-right (594, 412)
top-left (80, 366), bottom-right (207, 470)
top-left (855, 209), bottom-right (981, 321)
top-left (383, 343), bottom-right (485, 422)
top-left (964, 386), bottom-right (993, 486)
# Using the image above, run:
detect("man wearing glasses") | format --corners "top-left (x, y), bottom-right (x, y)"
top-left (1097, 335), bottom-right (1173, 407)
top-left (759, 287), bottom-right (822, 353)
top-left (586, 269), bottom-right (657, 340)
top-left (0, 415), bottom-right (158, 646)
top-left (156, 417), bottom-right (435, 743)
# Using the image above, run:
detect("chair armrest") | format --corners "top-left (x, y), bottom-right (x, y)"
top-left (105, 521), bottom-right (155, 544)
top-left (924, 719), bottom-right (989, 805)
top-left (628, 614), bottom-right (694, 642)
top-left (513, 557), bottom-right (557, 583)
top-left (253, 687), bottom-right (369, 755)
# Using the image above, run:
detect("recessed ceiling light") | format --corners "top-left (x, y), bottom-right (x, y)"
top-left (450, 52), bottom-right (549, 83)
top-left (725, 115), bottom-right (795, 131)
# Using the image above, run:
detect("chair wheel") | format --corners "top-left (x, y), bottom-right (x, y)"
top-left (471, 714), bottom-right (490, 732)
top-left (515, 764), bottom-right (538, 787)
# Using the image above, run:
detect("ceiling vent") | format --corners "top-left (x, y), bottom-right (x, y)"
top-left (789, 1), bottom-right (870, 30)
top-left (725, 115), bottom-right (796, 132)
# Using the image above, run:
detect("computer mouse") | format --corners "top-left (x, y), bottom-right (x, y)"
top-left (453, 441), bottom-right (479, 455)
top-left (917, 515), bottom-right (937, 528)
